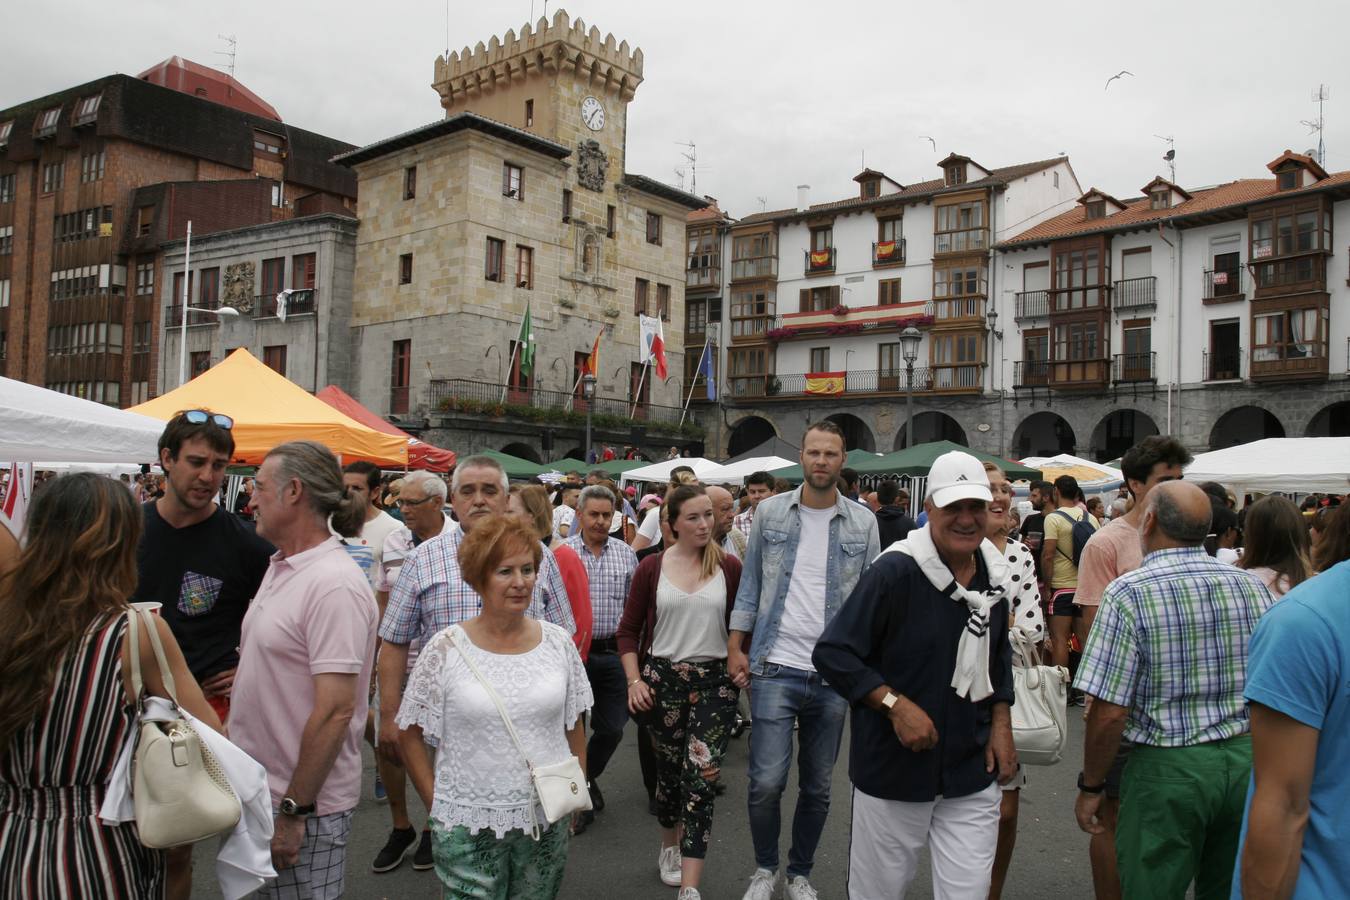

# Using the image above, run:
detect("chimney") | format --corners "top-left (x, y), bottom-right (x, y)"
top-left (796, 184), bottom-right (810, 212)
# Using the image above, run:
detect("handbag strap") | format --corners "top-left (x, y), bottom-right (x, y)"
top-left (448, 628), bottom-right (534, 770)
top-left (126, 606), bottom-right (178, 705)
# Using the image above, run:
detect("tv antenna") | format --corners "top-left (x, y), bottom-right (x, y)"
top-left (675, 140), bottom-right (701, 194)
top-left (1301, 84), bottom-right (1329, 167)
top-left (1155, 134), bottom-right (1176, 183)
top-left (215, 34), bottom-right (237, 78)
top-left (756, 196), bottom-right (767, 213)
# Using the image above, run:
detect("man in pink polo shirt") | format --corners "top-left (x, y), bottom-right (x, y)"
top-left (229, 441), bottom-right (378, 900)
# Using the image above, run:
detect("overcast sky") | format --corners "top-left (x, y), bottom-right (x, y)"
top-left (4, 0), bottom-right (1347, 221)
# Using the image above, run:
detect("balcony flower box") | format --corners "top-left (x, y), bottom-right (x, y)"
top-left (831, 304), bottom-right (850, 317)
top-left (894, 314), bottom-right (935, 330)
top-left (765, 327), bottom-right (795, 344)
top-left (825, 322), bottom-right (864, 336)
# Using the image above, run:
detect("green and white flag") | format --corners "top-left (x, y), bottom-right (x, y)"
top-left (516, 302), bottom-right (536, 375)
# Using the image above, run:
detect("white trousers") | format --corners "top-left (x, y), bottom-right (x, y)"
top-left (847, 781), bottom-right (1001, 900)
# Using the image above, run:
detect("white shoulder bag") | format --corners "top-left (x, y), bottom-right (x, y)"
top-left (126, 606), bottom-right (242, 848)
top-left (1008, 630), bottom-right (1071, 766)
top-left (448, 628), bottom-right (591, 838)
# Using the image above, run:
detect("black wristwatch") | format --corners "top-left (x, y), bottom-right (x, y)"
top-left (1076, 772), bottom-right (1106, 795)
top-left (279, 797), bottom-right (316, 817)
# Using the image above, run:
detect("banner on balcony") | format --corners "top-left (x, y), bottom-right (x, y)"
top-left (810, 250), bottom-right (832, 267)
top-left (805, 371), bottom-right (846, 395)
top-left (875, 240), bottom-right (897, 259)
top-left (1212, 271), bottom-right (1228, 285)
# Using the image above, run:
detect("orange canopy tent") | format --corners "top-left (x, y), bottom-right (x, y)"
top-left (130, 349), bottom-right (407, 466)
top-left (316, 385), bottom-right (456, 472)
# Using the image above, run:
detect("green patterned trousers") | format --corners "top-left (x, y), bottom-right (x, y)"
top-left (431, 821), bottom-right (570, 900)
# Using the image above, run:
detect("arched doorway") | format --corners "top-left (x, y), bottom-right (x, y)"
top-left (1090, 410), bottom-right (1160, 463)
top-left (826, 413), bottom-right (876, 452)
top-left (727, 415), bottom-right (777, 458)
top-left (1209, 406), bottom-right (1284, 450)
top-left (893, 412), bottom-right (968, 450)
top-left (500, 442), bottom-right (542, 463)
top-left (1010, 411), bottom-right (1076, 458)
top-left (559, 447), bottom-right (587, 465)
top-left (1306, 401), bottom-right (1350, 437)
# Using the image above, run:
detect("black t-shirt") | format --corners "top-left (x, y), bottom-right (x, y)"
top-left (132, 502), bottom-right (274, 681)
top-left (1021, 512), bottom-right (1046, 582)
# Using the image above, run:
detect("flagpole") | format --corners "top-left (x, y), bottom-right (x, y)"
top-left (565, 368), bottom-right (583, 412)
top-left (679, 337), bottom-right (710, 428)
top-left (629, 361), bottom-right (650, 420)
top-left (500, 341), bottom-right (520, 405)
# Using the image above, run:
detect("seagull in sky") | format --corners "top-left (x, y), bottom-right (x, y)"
top-left (919, 135), bottom-right (936, 152)
top-left (1104, 70), bottom-right (1134, 91)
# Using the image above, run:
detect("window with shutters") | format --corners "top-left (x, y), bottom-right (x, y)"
top-left (809, 347), bottom-right (830, 372)
top-left (799, 285), bottom-right (837, 312)
top-left (878, 278), bottom-right (902, 306)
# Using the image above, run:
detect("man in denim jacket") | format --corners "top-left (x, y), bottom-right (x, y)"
top-left (727, 421), bottom-right (880, 900)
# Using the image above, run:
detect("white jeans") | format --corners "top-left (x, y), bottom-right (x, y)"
top-left (847, 781), bottom-right (1001, 900)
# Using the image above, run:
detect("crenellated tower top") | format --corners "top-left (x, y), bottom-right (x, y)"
top-left (433, 9), bottom-right (644, 111)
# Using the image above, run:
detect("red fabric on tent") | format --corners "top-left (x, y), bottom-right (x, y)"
top-left (316, 385), bottom-right (456, 472)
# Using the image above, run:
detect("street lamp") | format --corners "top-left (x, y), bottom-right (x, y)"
top-left (581, 372), bottom-right (597, 464)
top-left (900, 325), bottom-right (922, 449)
top-left (177, 304), bottom-right (240, 386)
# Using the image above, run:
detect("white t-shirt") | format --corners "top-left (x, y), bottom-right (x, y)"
top-left (552, 505), bottom-right (576, 544)
top-left (637, 507), bottom-right (663, 547)
top-left (766, 504), bottom-right (833, 672)
top-left (357, 511), bottom-right (403, 587)
top-left (1217, 547), bottom-right (1241, 566)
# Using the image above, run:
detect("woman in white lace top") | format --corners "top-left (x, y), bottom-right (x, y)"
top-left (397, 515), bottom-right (592, 899)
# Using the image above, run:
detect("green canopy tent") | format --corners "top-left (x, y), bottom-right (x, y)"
top-left (475, 449), bottom-right (548, 480)
top-left (767, 448), bottom-right (886, 484)
top-left (542, 457), bottom-right (589, 474)
top-left (852, 441), bottom-right (1042, 481)
top-left (541, 457), bottom-right (648, 478)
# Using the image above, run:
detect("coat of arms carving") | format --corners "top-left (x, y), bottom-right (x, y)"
top-left (222, 262), bottom-right (256, 313)
top-left (576, 140), bottom-right (608, 192)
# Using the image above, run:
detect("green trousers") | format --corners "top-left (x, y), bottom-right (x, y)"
top-left (1116, 735), bottom-right (1251, 900)
top-left (432, 821), bottom-right (570, 900)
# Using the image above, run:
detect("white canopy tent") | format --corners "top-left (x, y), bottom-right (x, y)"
top-left (698, 456), bottom-right (796, 486)
top-left (618, 457), bottom-right (723, 487)
top-left (0, 377), bottom-right (163, 463)
top-left (1184, 438), bottom-right (1350, 495)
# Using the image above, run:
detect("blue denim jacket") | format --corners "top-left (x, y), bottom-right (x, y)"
top-left (729, 487), bottom-right (880, 674)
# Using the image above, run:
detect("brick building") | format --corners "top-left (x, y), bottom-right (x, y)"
top-left (0, 60), bottom-right (355, 405)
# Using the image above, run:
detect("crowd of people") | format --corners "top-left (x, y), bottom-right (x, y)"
top-left (0, 409), bottom-right (1347, 899)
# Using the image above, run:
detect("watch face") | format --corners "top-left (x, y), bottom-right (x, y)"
top-left (580, 96), bottom-right (605, 131)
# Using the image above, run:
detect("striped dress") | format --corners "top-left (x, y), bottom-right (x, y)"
top-left (0, 612), bottom-right (164, 898)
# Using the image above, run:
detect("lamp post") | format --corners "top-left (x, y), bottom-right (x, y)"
top-left (900, 325), bottom-right (922, 449)
top-left (177, 306), bottom-right (240, 386)
top-left (582, 372), bottom-right (597, 464)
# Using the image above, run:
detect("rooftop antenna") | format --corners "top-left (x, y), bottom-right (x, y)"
top-left (675, 140), bottom-right (698, 194)
top-left (1155, 134), bottom-right (1176, 183)
top-left (1301, 84), bottom-right (1330, 166)
top-left (215, 34), bottom-right (237, 79)
top-left (756, 196), bottom-right (767, 213)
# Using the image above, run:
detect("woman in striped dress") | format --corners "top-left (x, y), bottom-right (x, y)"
top-left (0, 473), bottom-right (219, 899)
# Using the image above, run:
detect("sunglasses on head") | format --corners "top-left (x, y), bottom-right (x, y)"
top-left (178, 409), bottom-right (234, 430)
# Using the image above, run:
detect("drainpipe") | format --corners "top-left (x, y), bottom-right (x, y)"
top-left (990, 190), bottom-right (1003, 455)
top-left (1156, 221), bottom-right (1178, 435)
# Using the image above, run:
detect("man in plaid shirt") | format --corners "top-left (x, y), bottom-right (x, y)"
top-left (1073, 481), bottom-right (1275, 899)
top-left (563, 484), bottom-right (638, 830)
top-left (732, 471), bottom-right (775, 538)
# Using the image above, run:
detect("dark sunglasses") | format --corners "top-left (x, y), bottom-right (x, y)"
top-left (179, 409), bottom-right (234, 430)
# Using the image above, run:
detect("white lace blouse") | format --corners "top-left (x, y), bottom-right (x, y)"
top-left (395, 621), bottom-right (593, 837)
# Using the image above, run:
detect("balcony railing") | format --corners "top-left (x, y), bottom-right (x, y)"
top-left (1113, 276), bottom-right (1156, 312)
top-left (934, 228), bottom-right (988, 255)
top-left (729, 257), bottom-right (777, 281)
top-left (931, 296), bottom-right (983, 321)
top-left (254, 289), bottom-right (317, 319)
top-left (729, 367), bottom-right (941, 400)
top-left (1204, 268), bottom-right (1244, 301)
top-left (1203, 348), bottom-right (1243, 381)
top-left (1113, 352), bottom-right (1156, 383)
top-left (1048, 358), bottom-right (1111, 388)
top-left (1250, 340), bottom-right (1330, 382)
top-left (163, 302), bottom-right (225, 327)
top-left (1014, 290), bottom-right (1049, 321)
top-left (428, 377), bottom-right (686, 424)
top-left (1254, 256), bottom-right (1325, 292)
top-left (872, 239), bottom-right (906, 266)
top-left (1013, 360), bottom-right (1050, 387)
top-left (686, 265), bottom-right (721, 288)
top-left (804, 247), bottom-right (836, 275)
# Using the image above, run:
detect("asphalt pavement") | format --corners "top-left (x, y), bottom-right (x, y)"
top-left (193, 713), bottom-right (1094, 899)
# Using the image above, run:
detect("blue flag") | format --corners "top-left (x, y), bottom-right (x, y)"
top-left (698, 343), bottom-right (715, 400)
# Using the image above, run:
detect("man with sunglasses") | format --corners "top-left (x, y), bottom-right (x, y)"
top-left (132, 409), bottom-right (274, 899)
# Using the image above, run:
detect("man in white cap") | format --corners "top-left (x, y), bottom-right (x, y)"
top-left (814, 450), bottom-right (1018, 899)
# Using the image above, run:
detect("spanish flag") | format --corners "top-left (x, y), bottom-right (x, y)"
top-left (810, 249), bottom-right (832, 267)
top-left (805, 371), bottom-right (846, 395)
top-left (586, 330), bottom-right (602, 376)
top-left (876, 240), bottom-right (897, 259)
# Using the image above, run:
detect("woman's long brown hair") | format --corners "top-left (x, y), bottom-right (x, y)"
top-left (1238, 495), bottom-right (1312, 589)
top-left (0, 473), bottom-right (143, 752)
top-left (666, 484), bottom-right (723, 580)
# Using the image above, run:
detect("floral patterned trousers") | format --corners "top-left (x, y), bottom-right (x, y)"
top-left (642, 655), bottom-right (739, 859)
top-left (431, 822), bottom-right (569, 900)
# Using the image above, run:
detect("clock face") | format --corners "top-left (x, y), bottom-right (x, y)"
top-left (580, 96), bottom-right (605, 131)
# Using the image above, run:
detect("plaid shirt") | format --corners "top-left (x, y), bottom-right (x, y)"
top-left (563, 534), bottom-right (637, 639)
top-left (379, 527), bottom-right (575, 645)
top-left (733, 506), bottom-right (754, 538)
top-left (1076, 547), bottom-right (1276, 748)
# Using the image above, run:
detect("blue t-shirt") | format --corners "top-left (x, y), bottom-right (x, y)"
top-left (1232, 560), bottom-right (1350, 899)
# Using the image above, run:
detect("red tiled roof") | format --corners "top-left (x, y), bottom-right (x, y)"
top-left (1001, 170), bottom-right (1350, 247)
top-left (687, 199), bottom-right (733, 224)
top-left (1267, 149), bottom-right (1328, 180)
top-left (1140, 176), bottom-right (1192, 201)
top-left (1079, 188), bottom-right (1127, 210)
top-left (136, 56), bottom-right (281, 121)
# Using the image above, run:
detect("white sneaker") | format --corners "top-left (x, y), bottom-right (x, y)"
top-left (785, 875), bottom-right (819, 900)
top-left (742, 867), bottom-right (780, 900)
top-left (659, 844), bottom-right (682, 887)
top-left (677, 889), bottom-right (702, 900)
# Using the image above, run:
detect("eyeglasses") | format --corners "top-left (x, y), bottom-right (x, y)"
top-left (396, 495), bottom-right (436, 509)
top-left (178, 409), bottom-right (234, 430)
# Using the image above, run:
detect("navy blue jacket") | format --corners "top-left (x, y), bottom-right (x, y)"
top-left (813, 549), bottom-right (1014, 802)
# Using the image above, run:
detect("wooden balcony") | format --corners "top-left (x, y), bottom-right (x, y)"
top-left (1250, 344), bottom-right (1329, 383)
top-left (931, 296), bottom-right (983, 324)
top-left (686, 265), bottom-right (721, 289)
top-left (1048, 358), bottom-right (1110, 389)
top-left (729, 257), bottom-right (777, 282)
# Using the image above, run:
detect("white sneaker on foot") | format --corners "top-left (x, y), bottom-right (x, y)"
top-left (785, 875), bottom-right (819, 900)
top-left (742, 867), bottom-right (780, 900)
top-left (677, 889), bottom-right (702, 900)
top-left (659, 844), bottom-right (682, 887)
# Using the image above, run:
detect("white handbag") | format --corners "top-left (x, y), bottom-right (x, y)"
top-left (126, 607), bottom-right (242, 848)
top-left (1008, 631), bottom-right (1071, 766)
top-left (448, 629), bottom-right (591, 837)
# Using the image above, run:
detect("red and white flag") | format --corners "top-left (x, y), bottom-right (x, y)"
top-left (639, 314), bottom-right (668, 380)
top-left (0, 462), bottom-right (33, 542)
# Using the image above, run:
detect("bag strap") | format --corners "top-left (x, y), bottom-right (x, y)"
top-left (448, 628), bottom-right (533, 770)
top-left (126, 606), bottom-right (178, 705)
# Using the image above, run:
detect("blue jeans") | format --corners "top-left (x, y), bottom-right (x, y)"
top-left (747, 662), bottom-right (848, 878)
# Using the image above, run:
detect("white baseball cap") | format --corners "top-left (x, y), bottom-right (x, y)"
top-left (925, 450), bottom-right (993, 508)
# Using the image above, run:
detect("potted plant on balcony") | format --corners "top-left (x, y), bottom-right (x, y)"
top-left (831, 303), bottom-right (850, 317)
top-left (766, 376), bottom-right (782, 395)
top-left (765, 327), bottom-right (794, 345)
top-left (826, 322), bottom-right (864, 336)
